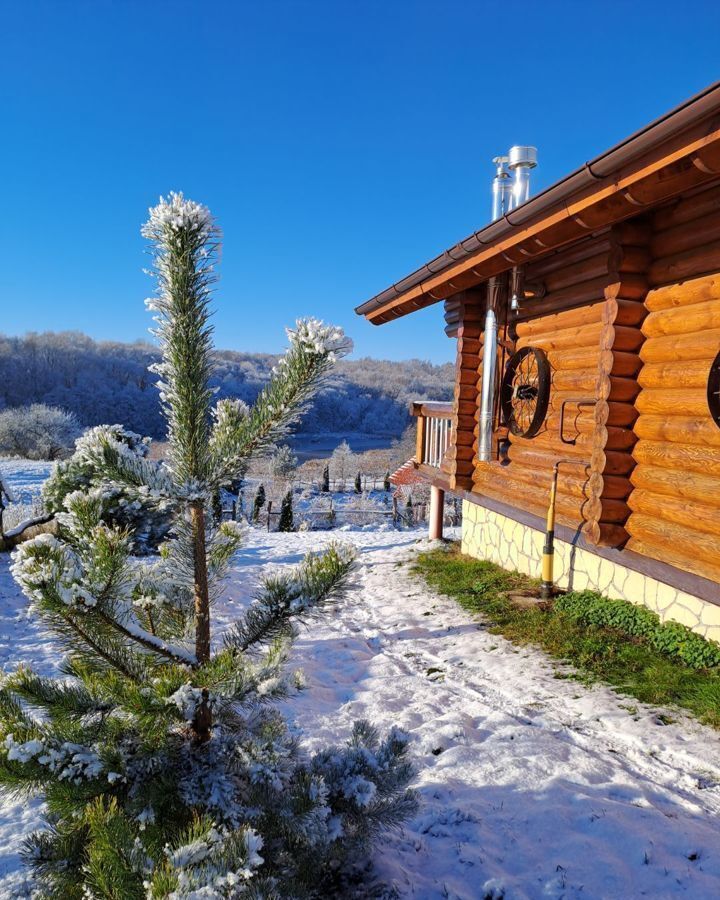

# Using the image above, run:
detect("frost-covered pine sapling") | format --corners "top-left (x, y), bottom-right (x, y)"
top-left (2, 192), bottom-right (417, 899)
top-left (384, 471), bottom-right (391, 492)
top-left (278, 489), bottom-right (294, 532)
top-left (321, 463), bottom-right (330, 493)
top-left (354, 472), bottom-right (362, 494)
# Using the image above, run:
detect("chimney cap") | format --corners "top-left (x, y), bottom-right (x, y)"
top-left (508, 145), bottom-right (538, 169)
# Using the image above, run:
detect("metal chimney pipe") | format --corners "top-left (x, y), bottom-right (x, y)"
top-left (478, 277), bottom-right (501, 462)
top-left (508, 145), bottom-right (538, 209)
top-left (491, 155), bottom-right (512, 221)
top-left (479, 148), bottom-right (537, 463)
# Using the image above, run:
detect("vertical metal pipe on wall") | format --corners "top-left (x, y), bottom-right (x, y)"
top-left (478, 277), bottom-right (500, 462)
top-left (478, 146), bottom-right (538, 463)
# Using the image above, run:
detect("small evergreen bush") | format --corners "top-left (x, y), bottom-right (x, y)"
top-left (321, 464), bottom-right (330, 493)
top-left (42, 424), bottom-right (174, 554)
top-left (279, 489), bottom-right (294, 532)
top-left (383, 471), bottom-right (391, 492)
top-left (252, 483), bottom-right (266, 522)
top-left (556, 590), bottom-right (720, 670)
top-left (354, 472), bottom-right (362, 494)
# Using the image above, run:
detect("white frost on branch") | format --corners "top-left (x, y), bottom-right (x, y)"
top-left (284, 317), bottom-right (352, 363)
top-left (3, 734), bottom-right (105, 784)
top-left (141, 191), bottom-right (214, 240)
top-left (166, 683), bottom-right (215, 722)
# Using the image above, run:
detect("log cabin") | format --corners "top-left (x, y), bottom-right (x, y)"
top-left (356, 81), bottom-right (720, 640)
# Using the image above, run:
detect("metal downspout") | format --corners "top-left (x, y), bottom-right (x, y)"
top-left (478, 276), bottom-right (501, 462)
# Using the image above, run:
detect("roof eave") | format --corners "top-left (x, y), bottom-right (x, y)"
top-left (357, 80), bottom-right (720, 325)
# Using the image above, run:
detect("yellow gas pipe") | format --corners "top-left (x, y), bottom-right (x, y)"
top-left (540, 459), bottom-right (590, 601)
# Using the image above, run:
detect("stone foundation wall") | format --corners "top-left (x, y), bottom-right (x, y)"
top-left (461, 499), bottom-right (720, 642)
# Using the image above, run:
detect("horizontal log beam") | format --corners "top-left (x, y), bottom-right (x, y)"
top-left (633, 439), bottom-right (720, 477)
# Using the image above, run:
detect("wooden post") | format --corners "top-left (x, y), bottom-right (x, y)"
top-left (416, 415), bottom-right (426, 464)
top-left (428, 485), bottom-right (445, 540)
top-left (392, 495), bottom-right (398, 525)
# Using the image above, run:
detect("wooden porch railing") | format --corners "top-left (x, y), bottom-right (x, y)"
top-left (411, 401), bottom-right (453, 470)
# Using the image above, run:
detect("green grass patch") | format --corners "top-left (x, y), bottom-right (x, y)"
top-left (412, 545), bottom-right (720, 729)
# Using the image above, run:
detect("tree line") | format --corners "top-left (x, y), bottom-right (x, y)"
top-left (0, 331), bottom-right (453, 439)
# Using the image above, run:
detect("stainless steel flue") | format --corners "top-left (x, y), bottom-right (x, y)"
top-left (479, 145), bottom-right (538, 463)
top-left (508, 145), bottom-right (538, 209)
top-left (491, 155), bottom-right (512, 221)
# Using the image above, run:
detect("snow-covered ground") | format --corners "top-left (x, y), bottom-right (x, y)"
top-left (3, 524), bottom-right (720, 897)
top-left (0, 460), bottom-right (52, 504)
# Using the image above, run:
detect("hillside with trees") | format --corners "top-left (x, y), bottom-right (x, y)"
top-left (0, 332), bottom-right (453, 440)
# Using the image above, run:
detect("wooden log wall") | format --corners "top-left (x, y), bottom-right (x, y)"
top-left (649, 183), bottom-right (720, 287)
top-left (626, 269), bottom-right (720, 583)
top-left (445, 289), bottom-right (484, 490)
top-left (586, 222), bottom-right (650, 545)
top-left (470, 223), bottom-right (649, 545)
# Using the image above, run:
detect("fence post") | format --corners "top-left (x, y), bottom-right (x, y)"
top-left (266, 500), bottom-right (273, 532)
top-left (415, 414), bottom-right (426, 464)
top-left (392, 495), bottom-right (398, 525)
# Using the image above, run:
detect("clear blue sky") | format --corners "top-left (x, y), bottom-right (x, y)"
top-left (2, 0), bottom-right (719, 364)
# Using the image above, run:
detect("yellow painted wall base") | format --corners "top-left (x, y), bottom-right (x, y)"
top-left (461, 500), bottom-right (720, 643)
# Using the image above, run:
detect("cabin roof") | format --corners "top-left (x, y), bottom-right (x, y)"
top-left (356, 81), bottom-right (720, 326)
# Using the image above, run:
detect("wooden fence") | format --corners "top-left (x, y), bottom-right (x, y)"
top-left (222, 496), bottom-right (462, 532)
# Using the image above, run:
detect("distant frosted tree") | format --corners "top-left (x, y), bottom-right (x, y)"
top-left (330, 439), bottom-right (354, 489)
top-left (0, 404), bottom-right (80, 460)
top-left (2, 193), bottom-right (416, 897)
top-left (270, 443), bottom-right (298, 480)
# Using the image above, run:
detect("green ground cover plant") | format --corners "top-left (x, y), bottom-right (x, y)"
top-left (413, 545), bottom-right (720, 728)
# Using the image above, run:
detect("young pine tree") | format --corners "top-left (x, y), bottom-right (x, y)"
top-left (320, 463), bottom-right (330, 493)
top-left (354, 472), bottom-right (362, 495)
top-left (278, 489), bottom-right (294, 532)
top-left (1, 193), bottom-right (417, 899)
top-left (383, 471), bottom-right (391, 492)
top-left (251, 483), bottom-right (266, 523)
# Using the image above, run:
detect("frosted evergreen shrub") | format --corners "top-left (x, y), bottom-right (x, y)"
top-left (43, 424), bottom-right (174, 553)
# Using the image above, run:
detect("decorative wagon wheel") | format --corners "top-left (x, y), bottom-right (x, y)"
top-left (500, 346), bottom-right (551, 438)
top-left (708, 350), bottom-right (720, 429)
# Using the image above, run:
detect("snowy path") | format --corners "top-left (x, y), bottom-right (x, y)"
top-left (224, 530), bottom-right (720, 899)
top-left (3, 528), bottom-right (720, 897)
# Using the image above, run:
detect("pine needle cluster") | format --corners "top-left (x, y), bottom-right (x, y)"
top-left (42, 425), bottom-right (174, 553)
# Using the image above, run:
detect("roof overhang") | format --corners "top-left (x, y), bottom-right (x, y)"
top-left (356, 81), bottom-right (720, 325)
